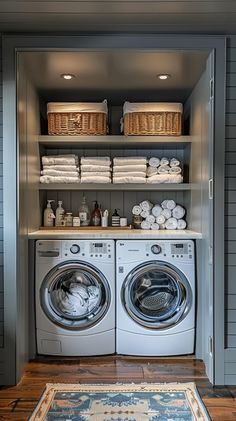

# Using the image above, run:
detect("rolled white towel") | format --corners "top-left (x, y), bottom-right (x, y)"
top-left (161, 208), bottom-right (172, 219)
top-left (147, 174), bottom-right (169, 184)
top-left (159, 223), bottom-right (166, 230)
top-left (43, 165), bottom-right (79, 172)
top-left (132, 205), bottom-right (142, 216)
top-left (113, 176), bottom-right (146, 184)
top-left (156, 214), bottom-right (166, 225)
top-left (147, 167), bottom-right (158, 177)
top-left (81, 157), bottom-right (111, 166)
top-left (177, 219), bottom-right (187, 230)
top-left (40, 175), bottom-right (80, 184)
top-left (161, 200), bottom-right (168, 209)
top-left (157, 165), bottom-right (170, 174)
top-left (169, 166), bottom-right (182, 174)
top-left (169, 174), bottom-right (183, 183)
top-left (165, 217), bottom-right (178, 230)
top-left (160, 157), bottom-right (169, 166)
top-left (81, 176), bottom-right (111, 184)
top-left (172, 205), bottom-right (186, 219)
top-left (166, 200), bottom-right (176, 210)
top-left (113, 157), bottom-right (147, 166)
top-left (148, 157), bottom-right (160, 168)
top-left (141, 210), bottom-right (150, 218)
top-left (113, 165), bottom-right (147, 173)
top-left (151, 205), bottom-right (162, 217)
top-left (141, 220), bottom-right (151, 230)
top-left (151, 222), bottom-right (160, 230)
top-left (81, 171), bottom-right (111, 177)
top-left (140, 200), bottom-right (153, 211)
top-left (146, 214), bottom-right (156, 224)
top-left (113, 171), bottom-right (146, 178)
top-left (170, 158), bottom-right (180, 167)
top-left (81, 165), bottom-right (112, 172)
top-left (42, 155), bottom-right (78, 166)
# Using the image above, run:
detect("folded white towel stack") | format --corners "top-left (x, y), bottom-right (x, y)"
top-left (81, 156), bottom-right (111, 184)
top-left (132, 199), bottom-right (187, 230)
top-left (146, 156), bottom-right (183, 184)
top-left (113, 156), bottom-right (147, 184)
top-left (40, 155), bottom-right (80, 184)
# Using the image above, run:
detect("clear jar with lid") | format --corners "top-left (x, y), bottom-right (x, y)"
top-left (65, 212), bottom-right (73, 226)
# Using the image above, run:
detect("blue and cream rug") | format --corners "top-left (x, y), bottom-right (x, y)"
top-left (30, 383), bottom-right (210, 421)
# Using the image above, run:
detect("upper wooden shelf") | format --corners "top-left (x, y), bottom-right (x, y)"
top-left (38, 135), bottom-right (191, 149)
top-left (39, 183), bottom-right (192, 191)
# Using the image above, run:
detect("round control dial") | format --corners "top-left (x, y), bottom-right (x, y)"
top-left (70, 244), bottom-right (80, 254)
top-left (151, 244), bottom-right (162, 254)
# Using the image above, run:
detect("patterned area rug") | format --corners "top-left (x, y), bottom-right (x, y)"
top-left (30, 383), bottom-right (210, 421)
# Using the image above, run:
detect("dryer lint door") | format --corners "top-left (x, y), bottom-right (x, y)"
top-left (40, 261), bottom-right (111, 330)
top-left (121, 262), bottom-right (193, 330)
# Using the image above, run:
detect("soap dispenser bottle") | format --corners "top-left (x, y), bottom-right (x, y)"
top-left (79, 195), bottom-right (90, 226)
top-left (55, 200), bottom-right (65, 226)
top-left (44, 200), bottom-right (55, 227)
top-left (91, 201), bottom-right (101, 226)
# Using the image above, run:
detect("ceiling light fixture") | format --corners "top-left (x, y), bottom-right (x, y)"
top-left (157, 74), bottom-right (171, 80)
top-left (61, 74), bottom-right (75, 80)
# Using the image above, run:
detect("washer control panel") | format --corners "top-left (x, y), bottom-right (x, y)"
top-left (62, 241), bottom-right (112, 259)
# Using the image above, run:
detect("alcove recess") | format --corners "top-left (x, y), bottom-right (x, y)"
top-left (18, 49), bottom-right (209, 236)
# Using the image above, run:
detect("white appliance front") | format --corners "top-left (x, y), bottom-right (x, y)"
top-left (35, 240), bottom-right (115, 356)
top-left (116, 240), bottom-right (195, 356)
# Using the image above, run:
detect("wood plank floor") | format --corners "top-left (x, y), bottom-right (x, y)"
top-left (0, 356), bottom-right (236, 420)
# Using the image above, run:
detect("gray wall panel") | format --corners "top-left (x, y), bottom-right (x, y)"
top-left (225, 36), bottom-right (236, 361)
top-left (0, 36), bottom-right (3, 351)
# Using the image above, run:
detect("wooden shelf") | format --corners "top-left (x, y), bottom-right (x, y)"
top-left (39, 183), bottom-right (192, 191)
top-left (28, 228), bottom-right (202, 240)
top-left (38, 135), bottom-right (191, 149)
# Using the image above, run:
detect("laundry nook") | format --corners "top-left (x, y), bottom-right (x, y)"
top-left (2, 27), bottom-right (236, 420)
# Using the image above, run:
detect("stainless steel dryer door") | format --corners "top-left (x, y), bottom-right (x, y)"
top-left (40, 261), bottom-right (111, 330)
top-left (122, 261), bottom-right (192, 329)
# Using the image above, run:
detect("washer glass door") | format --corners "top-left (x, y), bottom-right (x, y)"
top-left (40, 261), bottom-right (111, 329)
top-left (122, 261), bottom-right (192, 329)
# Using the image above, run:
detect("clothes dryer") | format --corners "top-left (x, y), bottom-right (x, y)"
top-left (35, 240), bottom-right (115, 356)
top-left (116, 240), bottom-right (195, 356)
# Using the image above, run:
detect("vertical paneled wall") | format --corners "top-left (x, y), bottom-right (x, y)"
top-left (0, 37), bottom-right (3, 347)
top-left (225, 35), bottom-right (236, 384)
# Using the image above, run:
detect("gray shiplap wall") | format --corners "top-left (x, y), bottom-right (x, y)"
top-left (0, 37), bottom-right (3, 348)
top-left (225, 35), bottom-right (236, 384)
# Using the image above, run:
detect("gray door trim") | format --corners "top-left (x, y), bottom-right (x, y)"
top-left (2, 34), bottom-right (225, 385)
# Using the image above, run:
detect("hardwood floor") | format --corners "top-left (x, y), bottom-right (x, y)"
top-left (0, 356), bottom-right (235, 420)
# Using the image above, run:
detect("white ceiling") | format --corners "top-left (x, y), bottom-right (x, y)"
top-left (1, 0), bottom-right (236, 33)
top-left (22, 50), bottom-right (208, 103)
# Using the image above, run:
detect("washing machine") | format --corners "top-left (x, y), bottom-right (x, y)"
top-left (116, 240), bottom-right (195, 356)
top-left (35, 239), bottom-right (115, 356)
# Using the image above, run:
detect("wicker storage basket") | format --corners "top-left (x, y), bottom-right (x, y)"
top-left (123, 102), bottom-right (182, 136)
top-left (47, 101), bottom-right (108, 136)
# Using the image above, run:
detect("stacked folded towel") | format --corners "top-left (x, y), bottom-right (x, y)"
top-left (40, 155), bottom-right (80, 183)
top-left (113, 157), bottom-right (147, 184)
top-left (80, 156), bottom-right (111, 183)
top-left (146, 157), bottom-right (183, 184)
top-left (132, 199), bottom-right (187, 230)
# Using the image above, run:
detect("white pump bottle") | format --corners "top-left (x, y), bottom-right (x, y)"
top-left (55, 200), bottom-right (65, 226)
top-left (43, 200), bottom-right (55, 227)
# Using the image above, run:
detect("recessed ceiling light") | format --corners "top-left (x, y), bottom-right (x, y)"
top-left (61, 74), bottom-right (75, 80)
top-left (157, 74), bottom-right (171, 80)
